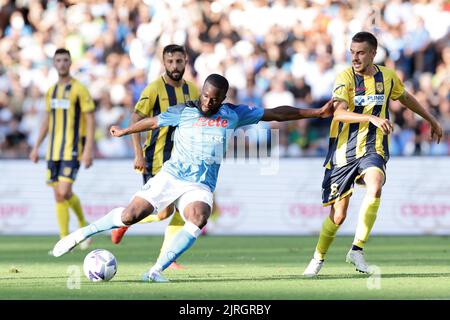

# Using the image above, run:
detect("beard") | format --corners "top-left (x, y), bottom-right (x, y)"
top-left (58, 70), bottom-right (70, 78)
top-left (196, 103), bottom-right (219, 117)
top-left (166, 69), bottom-right (185, 81)
top-left (200, 108), bottom-right (216, 117)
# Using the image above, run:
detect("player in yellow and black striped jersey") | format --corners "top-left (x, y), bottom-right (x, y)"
top-left (110, 44), bottom-right (206, 269)
top-left (303, 32), bottom-right (443, 277)
top-left (135, 70), bottom-right (199, 181)
top-left (30, 48), bottom-right (95, 247)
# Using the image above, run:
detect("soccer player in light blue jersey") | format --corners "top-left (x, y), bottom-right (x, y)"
top-left (52, 74), bottom-right (334, 282)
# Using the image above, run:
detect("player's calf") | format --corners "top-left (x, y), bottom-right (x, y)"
top-left (121, 197), bottom-right (155, 225)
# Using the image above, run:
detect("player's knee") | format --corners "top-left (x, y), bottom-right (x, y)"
top-left (55, 189), bottom-right (71, 201)
top-left (54, 193), bottom-right (65, 202)
top-left (366, 185), bottom-right (382, 198)
top-left (332, 212), bottom-right (346, 225)
top-left (183, 202), bottom-right (211, 228)
top-left (188, 209), bottom-right (210, 229)
top-left (62, 191), bottom-right (72, 201)
top-left (192, 214), bottom-right (209, 229)
top-left (335, 215), bottom-right (346, 225)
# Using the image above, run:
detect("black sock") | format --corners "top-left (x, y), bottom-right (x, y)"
top-left (352, 245), bottom-right (363, 251)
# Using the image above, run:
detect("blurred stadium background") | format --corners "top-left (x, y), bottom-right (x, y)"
top-left (0, 0), bottom-right (449, 236)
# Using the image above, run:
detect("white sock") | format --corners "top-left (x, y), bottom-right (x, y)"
top-left (112, 207), bottom-right (126, 227)
top-left (184, 221), bottom-right (201, 238)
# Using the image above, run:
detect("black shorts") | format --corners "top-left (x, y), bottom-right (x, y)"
top-left (321, 153), bottom-right (386, 206)
top-left (47, 160), bottom-right (80, 185)
top-left (142, 172), bottom-right (153, 185)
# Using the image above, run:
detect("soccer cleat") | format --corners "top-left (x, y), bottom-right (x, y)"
top-left (142, 269), bottom-right (169, 283)
top-left (79, 237), bottom-right (93, 250)
top-left (346, 249), bottom-right (370, 273)
top-left (168, 261), bottom-right (186, 270)
top-left (111, 226), bottom-right (129, 244)
top-left (52, 229), bottom-right (86, 257)
top-left (302, 258), bottom-right (324, 277)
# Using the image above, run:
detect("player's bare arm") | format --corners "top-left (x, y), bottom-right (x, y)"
top-left (261, 99), bottom-right (334, 122)
top-left (29, 112), bottom-right (50, 163)
top-left (110, 116), bottom-right (160, 137)
top-left (333, 100), bottom-right (394, 135)
top-left (81, 111), bottom-right (95, 169)
top-left (397, 90), bottom-right (443, 143)
top-left (131, 110), bottom-right (147, 172)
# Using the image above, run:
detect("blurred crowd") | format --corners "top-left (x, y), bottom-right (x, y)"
top-left (0, 0), bottom-right (449, 159)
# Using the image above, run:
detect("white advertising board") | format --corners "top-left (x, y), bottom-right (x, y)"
top-left (1, 158), bottom-right (449, 236)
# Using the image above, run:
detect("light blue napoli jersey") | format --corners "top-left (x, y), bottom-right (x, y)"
top-left (157, 100), bottom-right (265, 191)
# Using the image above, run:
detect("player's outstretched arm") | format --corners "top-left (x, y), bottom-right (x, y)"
top-left (110, 116), bottom-right (159, 137)
top-left (261, 99), bottom-right (334, 122)
top-left (397, 90), bottom-right (443, 143)
top-left (333, 100), bottom-right (394, 135)
top-left (130, 111), bottom-right (146, 173)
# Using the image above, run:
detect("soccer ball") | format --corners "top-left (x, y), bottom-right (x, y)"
top-left (83, 249), bottom-right (117, 282)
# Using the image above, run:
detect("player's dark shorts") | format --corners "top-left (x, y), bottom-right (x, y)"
top-left (142, 171), bottom-right (154, 185)
top-left (143, 161), bottom-right (163, 185)
top-left (322, 153), bottom-right (386, 206)
top-left (47, 160), bottom-right (80, 185)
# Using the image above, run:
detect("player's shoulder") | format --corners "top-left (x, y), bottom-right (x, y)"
top-left (142, 77), bottom-right (164, 94)
top-left (71, 78), bottom-right (84, 88)
top-left (170, 101), bottom-right (193, 114)
top-left (336, 66), bottom-right (354, 81)
top-left (185, 79), bottom-right (199, 89)
top-left (71, 78), bottom-right (91, 94)
top-left (376, 65), bottom-right (399, 78)
top-left (223, 103), bottom-right (261, 116)
top-left (45, 83), bottom-right (56, 96)
top-left (222, 102), bottom-right (241, 114)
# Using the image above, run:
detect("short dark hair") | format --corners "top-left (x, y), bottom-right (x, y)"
top-left (54, 48), bottom-right (71, 57)
top-left (163, 44), bottom-right (186, 56)
top-left (205, 74), bottom-right (229, 94)
top-left (352, 32), bottom-right (378, 50)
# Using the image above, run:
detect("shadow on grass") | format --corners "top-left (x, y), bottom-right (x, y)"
top-left (4, 272), bottom-right (450, 285)
top-left (109, 272), bottom-right (450, 284)
top-left (293, 272), bottom-right (450, 281)
top-left (0, 276), bottom-right (66, 281)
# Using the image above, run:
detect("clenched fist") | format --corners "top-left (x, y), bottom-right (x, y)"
top-left (110, 126), bottom-right (125, 137)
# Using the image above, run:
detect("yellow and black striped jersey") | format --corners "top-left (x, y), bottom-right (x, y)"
top-left (324, 65), bottom-right (405, 169)
top-left (134, 76), bottom-right (199, 175)
top-left (45, 78), bottom-right (95, 161)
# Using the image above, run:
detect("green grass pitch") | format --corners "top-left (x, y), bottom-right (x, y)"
top-left (1, 235), bottom-right (449, 300)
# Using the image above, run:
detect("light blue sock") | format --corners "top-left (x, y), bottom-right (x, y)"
top-left (155, 221), bottom-right (201, 271)
top-left (80, 207), bottom-right (126, 238)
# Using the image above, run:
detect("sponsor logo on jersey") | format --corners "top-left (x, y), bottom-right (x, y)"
top-left (354, 94), bottom-right (385, 106)
top-left (51, 99), bottom-right (70, 109)
top-left (348, 87), bottom-right (367, 93)
top-left (193, 116), bottom-right (229, 128)
top-left (194, 135), bottom-right (225, 143)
